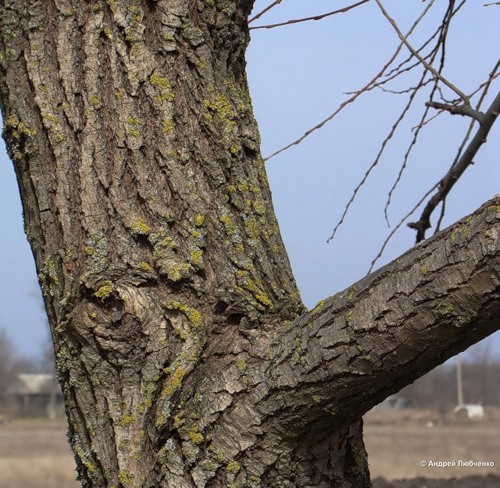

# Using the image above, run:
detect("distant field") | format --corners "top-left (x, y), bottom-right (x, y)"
top-left (0, 418), bottom-right (78, 488)
top-left (0, 409), bottom-right (499, 487)
top-left (364, 408), bottom-right (500, 481)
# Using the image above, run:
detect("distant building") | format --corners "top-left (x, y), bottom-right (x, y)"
top-left (2, 373), bottom-right (65, 418)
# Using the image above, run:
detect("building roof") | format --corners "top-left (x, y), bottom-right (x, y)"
top-left (6, 374), bottom-right (59, 395)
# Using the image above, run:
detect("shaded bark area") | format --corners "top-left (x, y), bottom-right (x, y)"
top-left (256, 198), bottom-right (500, 439)
top-left (0, 1), bottom-right (498, 487)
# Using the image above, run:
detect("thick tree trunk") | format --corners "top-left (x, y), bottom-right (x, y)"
top-left (1, 2), bottom-right (498, 487)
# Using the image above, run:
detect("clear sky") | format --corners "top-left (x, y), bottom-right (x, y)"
top-left (1, 1), bottom-right (499, 359)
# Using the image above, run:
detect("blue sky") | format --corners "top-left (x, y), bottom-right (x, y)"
top-left (1, 1), bottom-right (499, 359)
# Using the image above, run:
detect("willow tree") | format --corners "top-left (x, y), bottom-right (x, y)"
top-left (0, 2), bottom-right (499, 487)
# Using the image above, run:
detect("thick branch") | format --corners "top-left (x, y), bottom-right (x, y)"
top-left (425, 101), bottom-right (486, 123)
top-left (259, 197), bottom-right (500, 441)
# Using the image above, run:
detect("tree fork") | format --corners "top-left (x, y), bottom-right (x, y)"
top-left (1, 2), bottom-right (499, 487)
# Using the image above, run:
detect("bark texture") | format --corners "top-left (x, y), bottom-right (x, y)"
top-left (0, 1), bottom-right (499, 487)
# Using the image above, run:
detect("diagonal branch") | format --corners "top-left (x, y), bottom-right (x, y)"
top-left (408, 89), bottom-right (500, 241)
top-left (249, 0), bottom-right (369, 30)
top-left (425, 101), bottom-right (486, 123)
top-left (257, 198), bottom-right (500, 440)
top-left (264, 0), bottom-right (436, 162)
top-left (375, 0), bottom-right (470, 105)
top-left (249, 0), bottom-right (285, 24)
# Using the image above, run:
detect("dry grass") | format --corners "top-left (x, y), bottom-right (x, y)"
top-left (0, 418), bottom-right (78, 488)
top-left (0, 410), bottom-right (499, 487)
top-left (364, 407), bottom-right (500, 480)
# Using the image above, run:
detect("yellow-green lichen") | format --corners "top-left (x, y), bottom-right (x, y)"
top-left (236, 358), bottom-right (247, 372)
top-left (74, 444), bottom-right (97, 475)
top-left (89, 94), bottom-right (101, 107)
top-left (219, 213), bottom-right (234, 235)
top-left (421, 264), bottom-right (428, 275)
top-left (189, 248), bottom-right (204, 266)
top-left (434, 302), bottom-right (455, 317)
top-left (126, 116), bottom-right (141, 137)
top-left (118, 413), bottom-right (136, 427)
top-left (244, 216), bottom-right (260, 241)
top-left (203, 90), bottom-right (238, 149)
top-left (194, 213), bottom-right (205, 227)
top-left (293, 337), bottom-right (307, 366)
top-left (346, 309), bottom-right (354, 326)
top-left (94, 281), bottom-right (114, 299)
top-left (167, 262), bottom-right (193, 282)
top-left (236, 270), bottom-right (273, 309)
top-left (131, 217), bottom-right (151, 235)
top-left (162, 364), bottom-right (186, 398)
top-left (226, 460), bottom-right (241, 473)
top-left (118, 470), bottom-right (134, 484)
top-left (165, 300), bottom-right (203, 328)
top-left (253, 199), bottom-right (266, 215)
top-left (162, 117), bottom-right (175, 135)
top-left (150, 73), bottom-right (174, 102)
top-left (347, 286), bottom-right (356, 302)
top-left (188, 428), bottom-right (204, 445)
top-left (173, 414), bottom-right (185, 429)
top-left (124, 5), bottom-right (144, 43)
top-left (115, 87), bottom-right (125, 99)
top-left (138, 261), bottom-right (153, 272)
top-left (39, 257), bottom-right (61, 287)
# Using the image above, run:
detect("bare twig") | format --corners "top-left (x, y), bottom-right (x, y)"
top-left (384, 1), bottom-right (466, 223)
top-left (408, 89), bottom-right (500, 242)
top-left (367, 184), bottom-right (439, 274)
top-left (425, 101), bottom-right (486, 123)
top-left (265, 0), bottom-right (436, 162)
top-left (250, 0), bottom-right (369, 30)
top-left (375, 0), bottom-right (470, 105)
top-left (249, 0), bottom-right (285, 23)
top-left (384, 71), bottom-right (435, 226)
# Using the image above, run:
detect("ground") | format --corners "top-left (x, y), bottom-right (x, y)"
top-left (0, 408), bottom-right (499, 487)
top-left (366, 407), bottom-right (500, 488)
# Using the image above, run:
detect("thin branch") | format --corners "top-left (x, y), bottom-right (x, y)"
top-left (375, 0), bottom-right (470, 105)
top-left (425, 101), bottom-right (486, 123)
top-left (435, 198), bottom-right (447, 234)
top-left (408, 89), bottom-right (500, 242)
top-left (265, 0), bottom-right (436, 162)
top-left (368, 183), bottom-right (439, 274)
top-left (384, 70), bottom-right (435, 226)
top-left (249, 0), bottom-right (285, 24)
top-left (378, 78), bottom-right (432, 95)
top-left (250, 0), bottom-right (369, 30)
top-left (428, 61), bottom-right (500, 236)
top-left (384, 1), bottom-right (466, 224)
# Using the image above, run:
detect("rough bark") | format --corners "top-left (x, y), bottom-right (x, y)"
top-left (0, 2), bottom-right (498, 487)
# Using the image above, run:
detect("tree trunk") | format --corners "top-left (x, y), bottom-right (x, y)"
top-left (1, 2), bottom-right (498, 487)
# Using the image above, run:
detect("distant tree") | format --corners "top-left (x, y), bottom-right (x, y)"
top-left (0, 2), bottom-right (498, 487)
top-left (463, 340), bottom-right (500, 406)
top-left (0, 328), bottom-right (36, 394)
top-left (38, 330), bottom-right (56, 374)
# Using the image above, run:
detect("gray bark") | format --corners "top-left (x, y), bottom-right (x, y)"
top-left (0, 1), bottom-right (498, 487)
